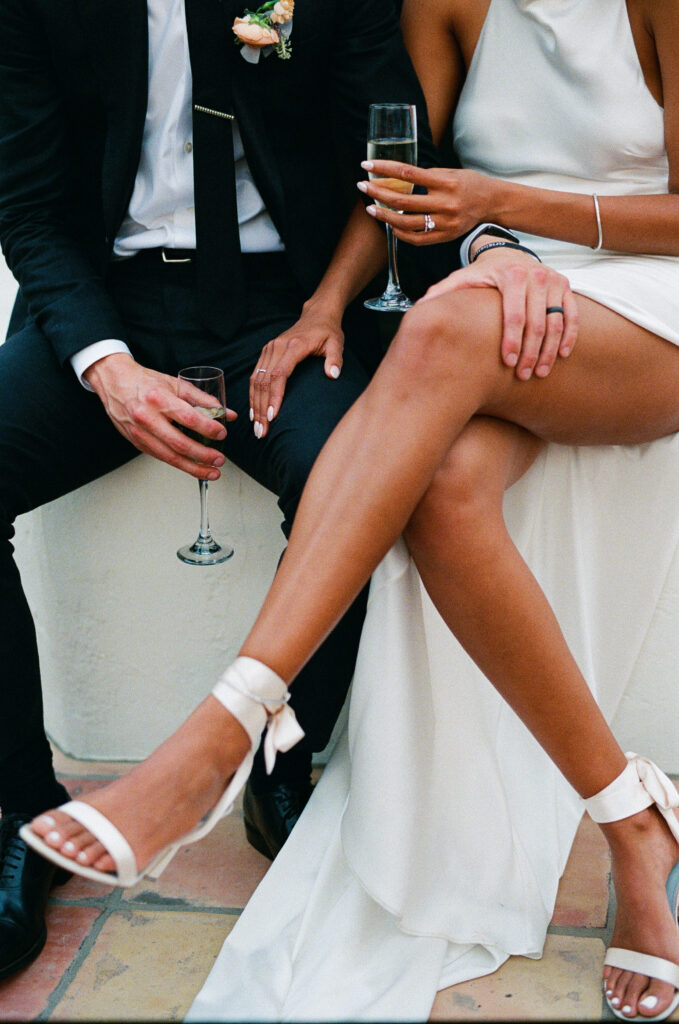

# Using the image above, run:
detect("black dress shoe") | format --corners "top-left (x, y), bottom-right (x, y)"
top-left (243, 778), bottom-right (313, 860)
top-left (0, 813), bottom-right (71, 979)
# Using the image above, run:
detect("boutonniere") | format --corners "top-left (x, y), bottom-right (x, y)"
top-left (232, 1), bottom-right (294, 63)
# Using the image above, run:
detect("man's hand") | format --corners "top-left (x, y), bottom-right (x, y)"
top-left (249, 300), bottom-right (344, 439)
top-left (419, 249), bottom-right (578, 380)
top-left (84, 353), bottom-right (236, 478)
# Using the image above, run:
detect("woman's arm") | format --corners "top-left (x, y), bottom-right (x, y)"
top-left (367, 0), bottom-right (679, 256)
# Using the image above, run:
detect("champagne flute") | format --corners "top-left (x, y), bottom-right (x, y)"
top-left (364, 103), bottom-right (417, 312)
top-left (177, 366), bottom-right (234, 566)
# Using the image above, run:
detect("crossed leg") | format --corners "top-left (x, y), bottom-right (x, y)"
top-left (30, 288), bottom-right (679, 1015)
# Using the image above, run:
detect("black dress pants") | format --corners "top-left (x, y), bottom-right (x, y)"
top-left (0, 252), bottom-right (372, 815)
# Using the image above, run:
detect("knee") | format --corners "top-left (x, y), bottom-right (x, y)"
top-left (386, 292), bottom-right (495, 386)
top-left (404, 434), bottom-right (502, 557)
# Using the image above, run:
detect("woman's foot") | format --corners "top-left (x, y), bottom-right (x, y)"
top-left (26, 696), bottom-right (251, 875)
top-left (603, 806), bottom-right (679, 1018)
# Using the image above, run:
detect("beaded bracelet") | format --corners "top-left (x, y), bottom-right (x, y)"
top-left (470, 241), bottom-right (542, 263)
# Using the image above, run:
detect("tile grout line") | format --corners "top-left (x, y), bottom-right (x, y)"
top-left (38, 887), bottom-right (128, 1021)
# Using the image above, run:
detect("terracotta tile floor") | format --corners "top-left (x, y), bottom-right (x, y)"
top-left (0, 756), bottom-right (677, 1021)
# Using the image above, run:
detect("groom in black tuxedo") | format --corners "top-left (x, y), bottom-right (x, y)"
top-left (0, 0), bottom-right (453, 979)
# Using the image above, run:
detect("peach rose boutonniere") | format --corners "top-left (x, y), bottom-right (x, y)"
top-left (232, 1), bottom-right (294, 63)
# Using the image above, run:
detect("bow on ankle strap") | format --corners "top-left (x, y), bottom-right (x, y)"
top-left (259, 697), bottom-right (305, 775)
top-left (212, 657), bottom-right (305, 774)
top-left (585, 752), bottom-right (679, 843)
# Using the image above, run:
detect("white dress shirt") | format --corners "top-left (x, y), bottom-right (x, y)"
top-left (72, 0), bottom-right (282, 386)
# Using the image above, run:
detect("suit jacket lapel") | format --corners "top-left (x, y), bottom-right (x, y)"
top-left (76, 0), bottom-right (148, 235)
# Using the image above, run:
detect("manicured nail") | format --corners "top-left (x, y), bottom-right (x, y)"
top-left (356, 181), bottom-right (368, 193)
top-left (249, 407), bottom-right (254, 421)
top-left (46, 830), bottom-right (61, 843)
top-left (611, 997), bottom-right (620, 1007)
top-left (77, 851), bottom-right (89, 863)
top-left (63, 840), bottom-right (76, 853)
top-left (366, 205), bottom-right (377, 216)
top-left (640, 996), bottom-right (659, 1010)
top-left (361, 160), bottom-right (373, 170)
top-left (605, 989), bottom-right (613, 998)
top-left (267, 406), bottom-right (274, 422)
top-left (329, 365), bottom-right (340, 379)
top-left (254, 421), bottom-right (263, 439)
top-left (621, 1005), bottom-right (632, 1015)
top-left (38, 814), bottom-right (56, 826)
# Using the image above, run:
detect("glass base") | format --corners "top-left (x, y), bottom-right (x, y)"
top-left (364, 292), bottom-right (413, 312)
top-left (177, 537), bottom-right (234, 565)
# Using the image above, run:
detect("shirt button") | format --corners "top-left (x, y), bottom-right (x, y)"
top-left (184, 141), bottom-right (193, 153)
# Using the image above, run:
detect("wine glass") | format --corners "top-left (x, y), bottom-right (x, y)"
top-left (176, 366), bottom-right (234, 566)
top-left (364, 103), bottom-right (418, 313)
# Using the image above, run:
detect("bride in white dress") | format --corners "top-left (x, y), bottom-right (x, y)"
top-left (21, 0), bottom-right (679, 1020)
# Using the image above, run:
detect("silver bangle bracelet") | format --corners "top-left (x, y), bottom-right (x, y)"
top-left (592, 193), bottom-right (603, 251)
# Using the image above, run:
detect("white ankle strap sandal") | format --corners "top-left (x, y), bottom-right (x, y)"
top-left (20, 657), bottom-right (304, 888)
top-left (585, 753), bottom-right (679, 1022)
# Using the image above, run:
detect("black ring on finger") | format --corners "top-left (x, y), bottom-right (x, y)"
top-left (546, 306), bottom-right (565, 315)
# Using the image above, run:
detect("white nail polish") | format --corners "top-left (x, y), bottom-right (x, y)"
top-left (249, 407), bottom-right (254, 421)
top-left (254, 422), bottom-right (263, 439)
top-left (621, 1006), bottom-right (632, 1015)
top-left (63, 840), bottom-right (76, 853)
top-left (77, 851), bottom-right (89, 863)
top-left (38, 814), bottom-right (57, 826)
top-left (267, 406), bottom-right (274, 422)
top-left (640, 996), bottom-right (659, 1010)
top-left (357, 181), bottom-right (368, 193)
top-left (611, 997), bottom-right (620, 1007)
top-left (329, 365), bottom-right (340, 379)
top-left (605, 989), bottom-right (613, 997)
top-left (46, 830), bottom-right (61, 843)
top-left (366, 205), bottom-right (377, 216)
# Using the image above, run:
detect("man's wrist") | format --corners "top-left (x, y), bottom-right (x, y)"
top-left (83, 351), bottom-right (135, 393)
top-left (71, 340), bottom-right (133, 390)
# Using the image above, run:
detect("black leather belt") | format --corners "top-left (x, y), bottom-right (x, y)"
top-left (159, 247), bottom-right (195, 263)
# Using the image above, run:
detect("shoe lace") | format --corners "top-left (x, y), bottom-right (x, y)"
top-left (0, 816), bottom-right (28, 881)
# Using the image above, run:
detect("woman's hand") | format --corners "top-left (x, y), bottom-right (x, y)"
top-left (249, 301), bottom-right (344, 439)
top-left (357, 161), bottom-right (496, 244)
top-left (419, 249), bottom-right (579, 380)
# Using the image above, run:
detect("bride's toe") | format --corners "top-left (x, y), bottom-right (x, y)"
top-left (637, 978), bottom-right (676, 1017)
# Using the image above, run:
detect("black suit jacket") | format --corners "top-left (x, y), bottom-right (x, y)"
top-left (0, 0), bottom-right (456, 365)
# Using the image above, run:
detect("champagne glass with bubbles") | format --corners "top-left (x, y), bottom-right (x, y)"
top-left (364, 103), bottom-right (417, 312)
top-left (177, 366), bottom-right (233, 566)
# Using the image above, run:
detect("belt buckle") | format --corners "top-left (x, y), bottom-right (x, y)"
top-left (161, 249), bottom-right (192, 264)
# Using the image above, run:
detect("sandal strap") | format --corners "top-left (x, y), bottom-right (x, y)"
top-left (605, 948), bottom-right (679, 990)
top-left (585, 753), bottom-right (679, 843)
top-left (60, 800), bottom-right (138, 886)
top-left (212, 656), bottom-right (304, 774)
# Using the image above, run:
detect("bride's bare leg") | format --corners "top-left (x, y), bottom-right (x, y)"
top-left (32, 291), bottom-right (679, 1006)
top-left (403, 412), bottom-right (679, 1018)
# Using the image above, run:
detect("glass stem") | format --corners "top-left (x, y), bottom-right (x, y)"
top-left (385, 224), bottom-right (403, 296)
top-left (198, 479), bottom-right (212, 541)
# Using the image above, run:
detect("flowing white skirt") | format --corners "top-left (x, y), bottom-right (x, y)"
top-left (187, 436), bottom-right (679, 1022)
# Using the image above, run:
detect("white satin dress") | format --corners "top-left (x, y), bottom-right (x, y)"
top-left (188, 2), bottom-right (679, 1019)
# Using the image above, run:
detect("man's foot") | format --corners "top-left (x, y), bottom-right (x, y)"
top-left (243, 777), bottom-right (313, 859)
top-left (603, 806), bottom-right (679, 1018)
top-left (0, 813), bottom-right (70, 979)
top-left (25, 695), bottom-right (251, 877)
